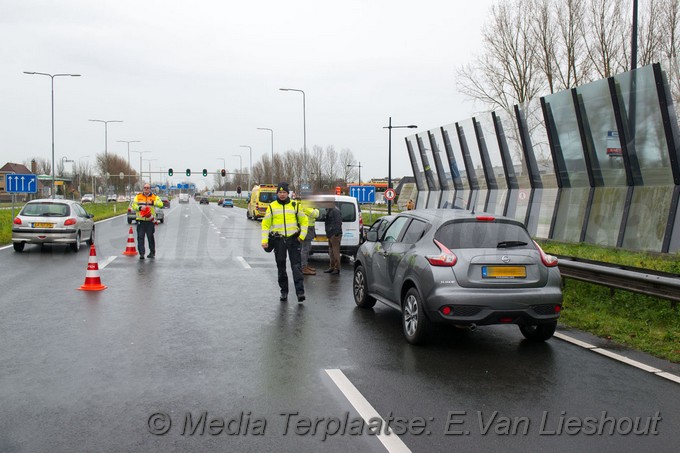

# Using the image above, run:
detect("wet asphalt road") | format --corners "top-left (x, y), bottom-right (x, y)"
top-left (1, 200), bottom-right (680, 452)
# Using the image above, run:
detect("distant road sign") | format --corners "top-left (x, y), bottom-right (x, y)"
top-left (350, 185), bottom-right (375, 204)
top-left (384, 188), bottom-right (396, 201)
top-left (5, 174), bottom-right (37, 194)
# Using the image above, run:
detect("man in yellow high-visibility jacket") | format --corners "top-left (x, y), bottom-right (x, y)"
top-left (261, 182), bottom-right (309, 302)
top-left (131, 183), bottom-right (164, 260)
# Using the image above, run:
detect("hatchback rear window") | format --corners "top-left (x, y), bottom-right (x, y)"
top-left (21, 203), bottom-right (70, 217)
top-left (435, 220), bottom-right (533, 249)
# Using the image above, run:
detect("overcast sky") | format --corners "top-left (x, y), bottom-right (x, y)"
top-left (1, 0), bottom-right (495, 188)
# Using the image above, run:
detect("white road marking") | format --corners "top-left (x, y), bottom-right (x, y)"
top-left (591, 348), bottom-right (661, 373)
top-left (99, 255), bottom-right (116, 269)
top-left (325, 369), bottom-right (411, 453)
top-left (553, 332), bottom-right (596, 349)
top-left (236, 256), bottom-right (251, 269)
top-left (554, 332), bottom-right (679, 384)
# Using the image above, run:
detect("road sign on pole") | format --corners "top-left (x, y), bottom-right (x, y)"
top-left (350, 185), bottom-right (375, 204)
top-left (384, 188), bottom-right (396, 201)
top-left (5, 174), bottom-right (38, 193)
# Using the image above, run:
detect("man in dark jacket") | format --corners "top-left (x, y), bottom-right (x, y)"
top-left (323, 204), bottom-right (343, 274)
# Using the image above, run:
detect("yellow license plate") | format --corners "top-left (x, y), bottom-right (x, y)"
top-left (483, 266), bottom-right (526, 278)
top-left (313, 235), bottom-right (327, 242)
top-left (33, 222), bottom-right (54, 228)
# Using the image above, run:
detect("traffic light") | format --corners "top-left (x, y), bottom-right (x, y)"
top-left (220, 169), bottom-right (226, 177)
top-left (186, 169), bottom-right (191, 177)
top-left (168, 168), bottom-right (173, 176)
top-left (202, 169), bottom-right (208, 177)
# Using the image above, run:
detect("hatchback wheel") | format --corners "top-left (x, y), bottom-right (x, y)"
top-left (519, 321), bottom-right (557, 342)
top-left (87, 227), bottom-right (95, 246)
top-left (353, 265), bottom-right (376, 308)
top-left (402, 288), bottom-right (430, 344)
top-left (70, 232), bottom-right (81, 252)
top-left (13, 242), bottom-right (24, 252)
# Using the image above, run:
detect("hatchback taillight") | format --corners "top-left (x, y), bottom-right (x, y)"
top-left (534, 241), bottom-right (558, 267)
top-left (426, 239), bottom-right (457, 267)
top-left (64, 218), bottom-right (77, 226)
top-left (13, 217), bottom-right (22, 225)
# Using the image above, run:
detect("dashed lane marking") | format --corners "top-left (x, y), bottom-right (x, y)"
top-left (99, 256), bottom-right (117, 269)
top-left (325, 369), bottom-right (411, 453)
top-left (236, 256), bottom-right (251, 269)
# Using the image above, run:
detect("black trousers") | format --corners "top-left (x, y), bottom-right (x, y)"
top-left (274, 236), bottom-right (304, 296)
top-left (136, 220), bottom-right (156, 255)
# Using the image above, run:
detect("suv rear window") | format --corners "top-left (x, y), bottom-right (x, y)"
top-left (435, 220), bottom-right (533, 249)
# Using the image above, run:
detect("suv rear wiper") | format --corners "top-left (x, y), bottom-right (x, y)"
top-left (497, 241), bottom-right (528, 248)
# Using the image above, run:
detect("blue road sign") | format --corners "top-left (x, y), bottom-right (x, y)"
top-left (349, 185), bottom-right (375, 204)
top-left (170, 185), bottom-right (178, 190)
top-left (5, 174), bottom-right (38, 193)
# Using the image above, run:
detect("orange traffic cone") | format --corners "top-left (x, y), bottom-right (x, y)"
top-left (123, 226), bottom-right (138, 256)
top-left (78, 244), bottom-right (108, 291)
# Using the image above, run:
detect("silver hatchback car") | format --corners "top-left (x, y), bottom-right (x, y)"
top-left (12, 199), bottom-right (95, 252)
top-left (353, 209), bottom-right (562, 344)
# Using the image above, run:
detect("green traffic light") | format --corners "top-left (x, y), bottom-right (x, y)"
top-left (186, 169), bottom-right (191, 177)
top-left (202, 169), bottom-right (208, 177)
top-left (168, 168), bottom-right (173, 176)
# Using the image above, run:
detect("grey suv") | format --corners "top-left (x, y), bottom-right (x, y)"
top-left (353, 209), bottom-right (562, 344)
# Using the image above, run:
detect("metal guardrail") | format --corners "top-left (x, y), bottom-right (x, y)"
top-left (556, 256), bottom-right (680, 306)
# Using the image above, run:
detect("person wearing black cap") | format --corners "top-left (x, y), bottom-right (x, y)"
top-left (261, 182), bottom-right (309, 302)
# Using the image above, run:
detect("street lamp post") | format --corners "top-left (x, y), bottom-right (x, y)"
top-left (144, 159), bottom-right (158, 186)
top-left (132, 151), bottom-right (151, 189)
top-left (117, 140), bottom-right (140, 199)
top-left (279, 88), bottom-right (307, 182)
top-left (347, 162), bottom-right (362, 187)
top-left (233, 154), bottom-right (243, 190)
top-left (240, 145), bottom-right (252, 190)
top-left (383, 117), bottom-right (418, 214)
top-left (24, 71), bottom-right (81, 199)
top-left (77, 155), bottom-right (89, 194)
top-left (89, 119), bottom-right (123, 177)
top-left (631, 0), bottom-right (638, 70)
top-left (61, 156), bottom-right (74, 198)
top-left (257, 128), bottom-right (274, 182)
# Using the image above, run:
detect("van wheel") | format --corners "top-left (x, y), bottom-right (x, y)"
top-left (403, 288), bottom-right (430, 345)
top-left (519, 321), bottom-right (557, 342)
top-left (353, 265), bottom-right (376, 308)
top-left (127, 218), bottom-right (132, 224)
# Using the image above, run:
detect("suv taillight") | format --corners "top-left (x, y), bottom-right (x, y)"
top-left (426, 239), bottom-right (457, 267)
top-left (534, 241), bottom-right (558, 267)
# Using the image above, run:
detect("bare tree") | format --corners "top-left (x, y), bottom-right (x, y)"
top-left (457, 0), bottom-right (542, 117)
top-left (585, 0), bottom-right (627, 79)
top-left (638, 0), bottom-right (662, 66)
top-left (554, 0), bottom-right (592, 88)
top-left (324, 145), bottom-right (340, 184)
top-left (530, 0), bottom-right (559, 93)
top-left (339, 148), bottom-right (355, 183)
top-left (23, 157), bottom-right (51, 175)
top-left (660, 0), bottom-right (680, 107)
